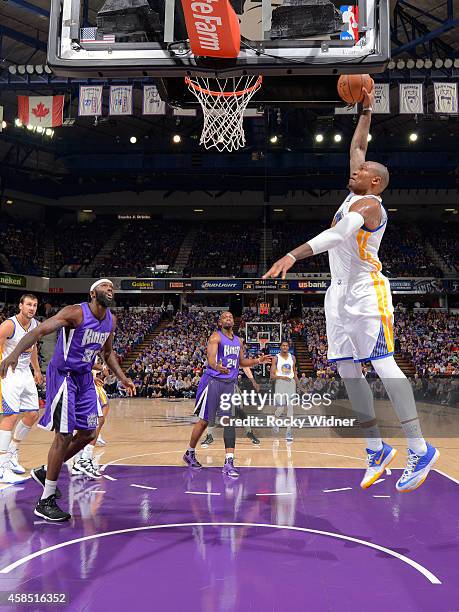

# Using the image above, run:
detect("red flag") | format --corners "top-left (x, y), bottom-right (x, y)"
top-left (17, 95), bottom-right (64, 127)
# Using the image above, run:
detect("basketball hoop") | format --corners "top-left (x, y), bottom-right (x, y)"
top-left (185, 75), bottom-right (263, 152)
top-left (259, 338), bottom-right (269, 353)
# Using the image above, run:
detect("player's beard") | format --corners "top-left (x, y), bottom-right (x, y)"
top-left (95, 289), bottom-right (114, 308)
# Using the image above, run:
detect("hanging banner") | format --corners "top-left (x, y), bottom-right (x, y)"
top-left (334, 104), bottom-right (357, 115)
top-left (399, 83), bottom-right (423, 114)
top-left (109, 85), bottom-right (133, 116)
top-left (340, 5), bottom-right (359, 41)
top-left (373, 83), bottom-right (390, 113)
top-left (434, 82), bottom-right (458, 114)
top-left (18, 95), bottom-right (64, 127)
top-left (142, 85), bottom-right (166, 115)
top-left (79, 85), bottom-right (103, 117)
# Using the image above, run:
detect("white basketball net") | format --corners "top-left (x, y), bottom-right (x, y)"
top-left (185, 75), bottom-right (263, 153)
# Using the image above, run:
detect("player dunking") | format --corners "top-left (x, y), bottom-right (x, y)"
top-left (0, 279), bottom-right (135, 521)
top-left (264, 88), bottom-right (439, 492)
top-left (184, 311), bottom-right (270, 477)
top-left (0, 294), bottom-right (42, 485)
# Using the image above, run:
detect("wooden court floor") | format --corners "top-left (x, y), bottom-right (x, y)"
top-left (16, 398), bottom-right (459, 480)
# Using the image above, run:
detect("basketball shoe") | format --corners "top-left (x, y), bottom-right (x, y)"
top-left (246, 431), bottom-right (260, 445)
top-left (30, 466), bottom-right (62, 499)
top-left (6, 449), bottom-right (26, 475)
top-left (34, 495), bottom-right (70, 522)
top-left (201, 434), bottom-right (214, 447)
top-left (360, 442), bottom-right (397, 489)
top-left (222, 457), bottom-right (239, 478)
top-left (396, 443), bottom-right (439, 493)
top-left (0, 460), bottom-right (29, 485)
top-left (183, 450), bottom-right (202, 469)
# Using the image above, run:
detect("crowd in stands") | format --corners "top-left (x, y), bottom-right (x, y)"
top-left (423, 222), bottom-right (459, 273)
top-left (55, 218), bottom-right (119, 277)
top-left (93, 220), bottom-right (187, 278)
top-left (379, 224), bottom-right (443, 277)
top-left (0, 214), bottom-right (48, 276)
top-left (112, 307), bottom-right (163, 363)
top-left (183, 223), bottom-right (260, 277)
top-left (270, 222), bottom-right (330, 273)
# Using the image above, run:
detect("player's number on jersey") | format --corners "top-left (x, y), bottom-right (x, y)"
top-left (226, 358), bottom-right (237, 369)
top-left (83, 348), bottom-right (96, 363)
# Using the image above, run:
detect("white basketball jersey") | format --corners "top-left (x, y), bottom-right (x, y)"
top-left (328, 192), bottom-right (387, 282)
top-left (276, 353), bottom-right (294, 379)
top-left (2, 317), bottom-right (38, 370)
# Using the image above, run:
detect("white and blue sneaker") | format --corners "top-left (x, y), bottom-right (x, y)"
top-left (360, 442), bottom-right (397, 489)
top-left (7, 449), bottom-right (26, 475)
top-left (396, 443), bottom-right (439, 493)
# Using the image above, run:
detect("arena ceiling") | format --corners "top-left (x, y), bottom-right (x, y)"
top-left (0, 0), bottom-right (458, 198)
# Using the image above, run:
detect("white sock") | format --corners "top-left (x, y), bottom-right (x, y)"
top-left (13, 420), bottom-right (32, 443)
top-left (187, 447), bottom-right (195, 453)
top-left (402, 419), bottom-right (428, 455)
top-left (0, 430), bottom-right (12, 454)
top-left (41, 479), bottom-right (57, 500)
top-left (8, 440), bottom-right (19, 453)
top-left (225, 453), bottom-right (234, 461)
top-left (82, 444), bottom-right (94, 460)
top-left (362, 424), bottom-right (383, 451)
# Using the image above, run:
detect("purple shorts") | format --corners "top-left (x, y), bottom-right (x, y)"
top-left (38, 364), bottom-right (99, 434)
top-left (194, 373), bottom-right (236, 423)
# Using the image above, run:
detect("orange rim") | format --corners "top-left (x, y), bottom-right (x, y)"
top-left (185, 76), bottom-right (263, 98)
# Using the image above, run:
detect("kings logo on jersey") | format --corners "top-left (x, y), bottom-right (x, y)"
top-left (340, 5), bottom-right (359, 41)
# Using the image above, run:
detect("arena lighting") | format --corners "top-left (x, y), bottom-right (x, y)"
top-left (17, 65), bottom-right (26, 74)
top-left (27, 124), bottom-right (35, 131)
top-left (434, 59), bottom-right (444, 69)
top-left (6, 200), bottom-right (13, 205)
top-left (409, 132), bottom-right (418, 142)
top-left (444, 208), bottom-right (456, 212)
top-left (273, 208), bottom-right (284, 212)
top-left (193, 209), bottom-right (204, 212)
top-left (443, 59), bottom-right (453, 69)
top-left (388, 208), bottom-right (398, 212)
top-left (333, 133), bottom-right (342, 143)
top-left (367, 133), bottom-right (372, 142)
top-left (8, 65), bottom-right (17, 75)
top-left (45, 128), bottom-right (54, 137)
top-left (129, 136), bottom-right (137, 144)
top-left (315, 133), bottom-right (324, 143)
top-left (26, 65), bottom-right (34, 74)
top-left (424, 59), bottom-right (433, 69)
top-left (396, 59), bottom-right (405, 69)
top-left (1, 121), bottom-right (6, 129)
top-left (172, 134), bottom-right (181, 143)
top-left (36, 126), bottom-right (44, 134)
top-left (83, 209), bottom-right (93, 213)
top-left (14, 118), bottom-right (22, 127)
top-left (454, 59), bottom-right (459, 68)
top-left (270, 135), bottom-right (278, 144)
top-left (406, 59), bottom-right (415, 69)
top-left (35, 64), bottom-right (44, 74)
top-left (387, 60), bottom-right (396, 69)
top-left (44, 65), bottom-right (53, 74)
top-left (415, 59), bottom-right (424, 69)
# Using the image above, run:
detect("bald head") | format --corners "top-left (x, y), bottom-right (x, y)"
top-left (367, 161), bottom-right (390, 193)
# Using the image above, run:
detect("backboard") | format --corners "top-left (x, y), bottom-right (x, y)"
top-left (48, 0), bottom-right (390, 98)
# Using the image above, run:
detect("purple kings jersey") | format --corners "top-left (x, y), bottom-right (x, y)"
top-left (206, 330), bottom-right (241, 380)
top-left (50, 302), bottom-right (113, 374)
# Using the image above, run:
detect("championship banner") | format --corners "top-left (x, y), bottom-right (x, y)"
top-left (180, 0), bottom-right (240, 58)
top-left (434, 82), bottom-right (458, 114)
top-left (109, 85), bottom-right (133, 116)
top-left (79, 86), bottom-right (103, 117)
top-left (399, 83), bottom-right (424, 114)
top-left (373, 83), bottom-right (390, 113)
top-left (142, 86), bottom-right (166, 115)
top-left (17, 95), bottom-right (64, 127)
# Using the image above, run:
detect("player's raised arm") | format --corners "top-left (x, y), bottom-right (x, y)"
top-left (239, 339), bottom-right (271, 368)
top-left (101, 316), bottom-right (136, 396)
top-left (0, 305), bottom-right (82, 377)
top-left (349, 88), bottom-right (374, 176)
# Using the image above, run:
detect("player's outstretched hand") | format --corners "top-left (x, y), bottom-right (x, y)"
top-left (259, 355), bottom-right (273, 364)
top-left (263, 255), bottom-right (295, 280)
top-left (362, 86), bottom-right (374, 109)
top-left (0, 355), bottom-right (18, 378)
top-left (34, 369), bottom-right (44, 385)
top-left (122, 378), bottom-right (137, 396)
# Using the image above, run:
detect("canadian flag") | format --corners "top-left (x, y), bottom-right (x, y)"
top-left (17, 95), bottom-right (64, 127)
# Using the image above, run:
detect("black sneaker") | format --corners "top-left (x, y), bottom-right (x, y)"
top-left (34, 495), bottom-right (71, 522)
top-left (246, 431), bottom-right (260, 445)
top-left (31, 466), bottom-right (62, 499)
top-left (183, 450), bottom-right (202, 469)
top-left (201, 434), bottom-right (214, 447)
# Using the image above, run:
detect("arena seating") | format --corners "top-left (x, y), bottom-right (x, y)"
top-left (0, 214), bottom-right (48, 275)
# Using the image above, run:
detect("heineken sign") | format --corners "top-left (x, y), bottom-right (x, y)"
top-left (0, 273), bottom-right (26, 288)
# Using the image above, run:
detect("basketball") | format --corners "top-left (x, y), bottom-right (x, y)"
top-left (337, 74), bottom-right (374, 105)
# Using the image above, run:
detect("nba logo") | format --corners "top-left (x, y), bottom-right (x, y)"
top-left (340, 5), bottom-right (359, 41)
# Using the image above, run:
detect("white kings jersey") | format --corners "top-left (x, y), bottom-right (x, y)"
top-left (276, 353), bottom-right (295, 379)
top-left (2, 317), bottom-right (38, 370)
top-left (328, 192), bottom-right (387, 283)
